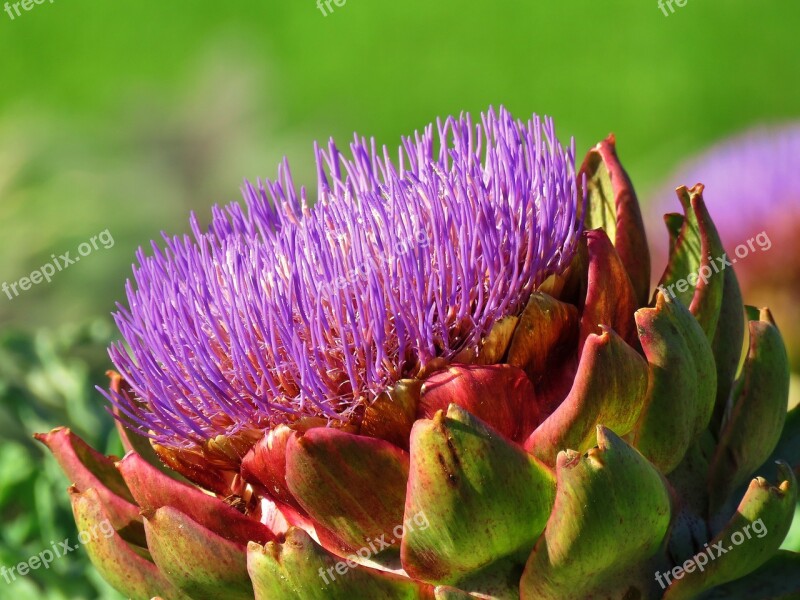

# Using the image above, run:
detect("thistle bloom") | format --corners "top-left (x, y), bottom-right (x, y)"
top-left (106, 107), bottom-right (581, 449)
top-left (37, 110), bottom-right (800, 600)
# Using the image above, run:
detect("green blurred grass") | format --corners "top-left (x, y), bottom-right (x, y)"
top-left (2, 0), bottom-right (800, 329)
top-left (0, 1), bottom-right (799, 597)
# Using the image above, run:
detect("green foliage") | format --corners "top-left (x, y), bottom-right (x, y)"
top-left (0, 321), bottom-right (123, 599)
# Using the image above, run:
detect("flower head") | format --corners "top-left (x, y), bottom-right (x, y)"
top-left (40, 123), bottom-right (799, 600)
top-left (106, 107), bottom-right (581, 448)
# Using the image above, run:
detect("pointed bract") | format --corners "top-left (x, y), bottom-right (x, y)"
top-left (708, 308), bottom-right (790, 511)
top-left (579, 134), bottom-right (651, 307)
top-left (144, 506), bottom-right (254, 599)
top-left (520, 427), bottom-right (671, 600)
top-left (247, 528), bottom-right (432, 600)
top-left (70, 487), bottom-right (188, 600)
top-left (402, 404), bottom-right (555, 586)
top-left (285, 427), bottom-right (410, 555)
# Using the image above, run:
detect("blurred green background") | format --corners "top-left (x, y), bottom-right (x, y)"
top-left (1, 1), bottom-right (799, 597)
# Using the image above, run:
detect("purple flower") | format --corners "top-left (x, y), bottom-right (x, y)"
top-left (649, 122), bottom-right (800, 261)
top-left (106, 107), bottom-right (582, 447)
top-left (649, 122), bottom-right (800, 371)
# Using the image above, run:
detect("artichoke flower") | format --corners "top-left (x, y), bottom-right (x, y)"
top-left (36, 108), bottom-right (799, 599)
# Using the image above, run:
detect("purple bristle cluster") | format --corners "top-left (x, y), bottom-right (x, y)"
top-left (105, 107), bottom-right (582, 447)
